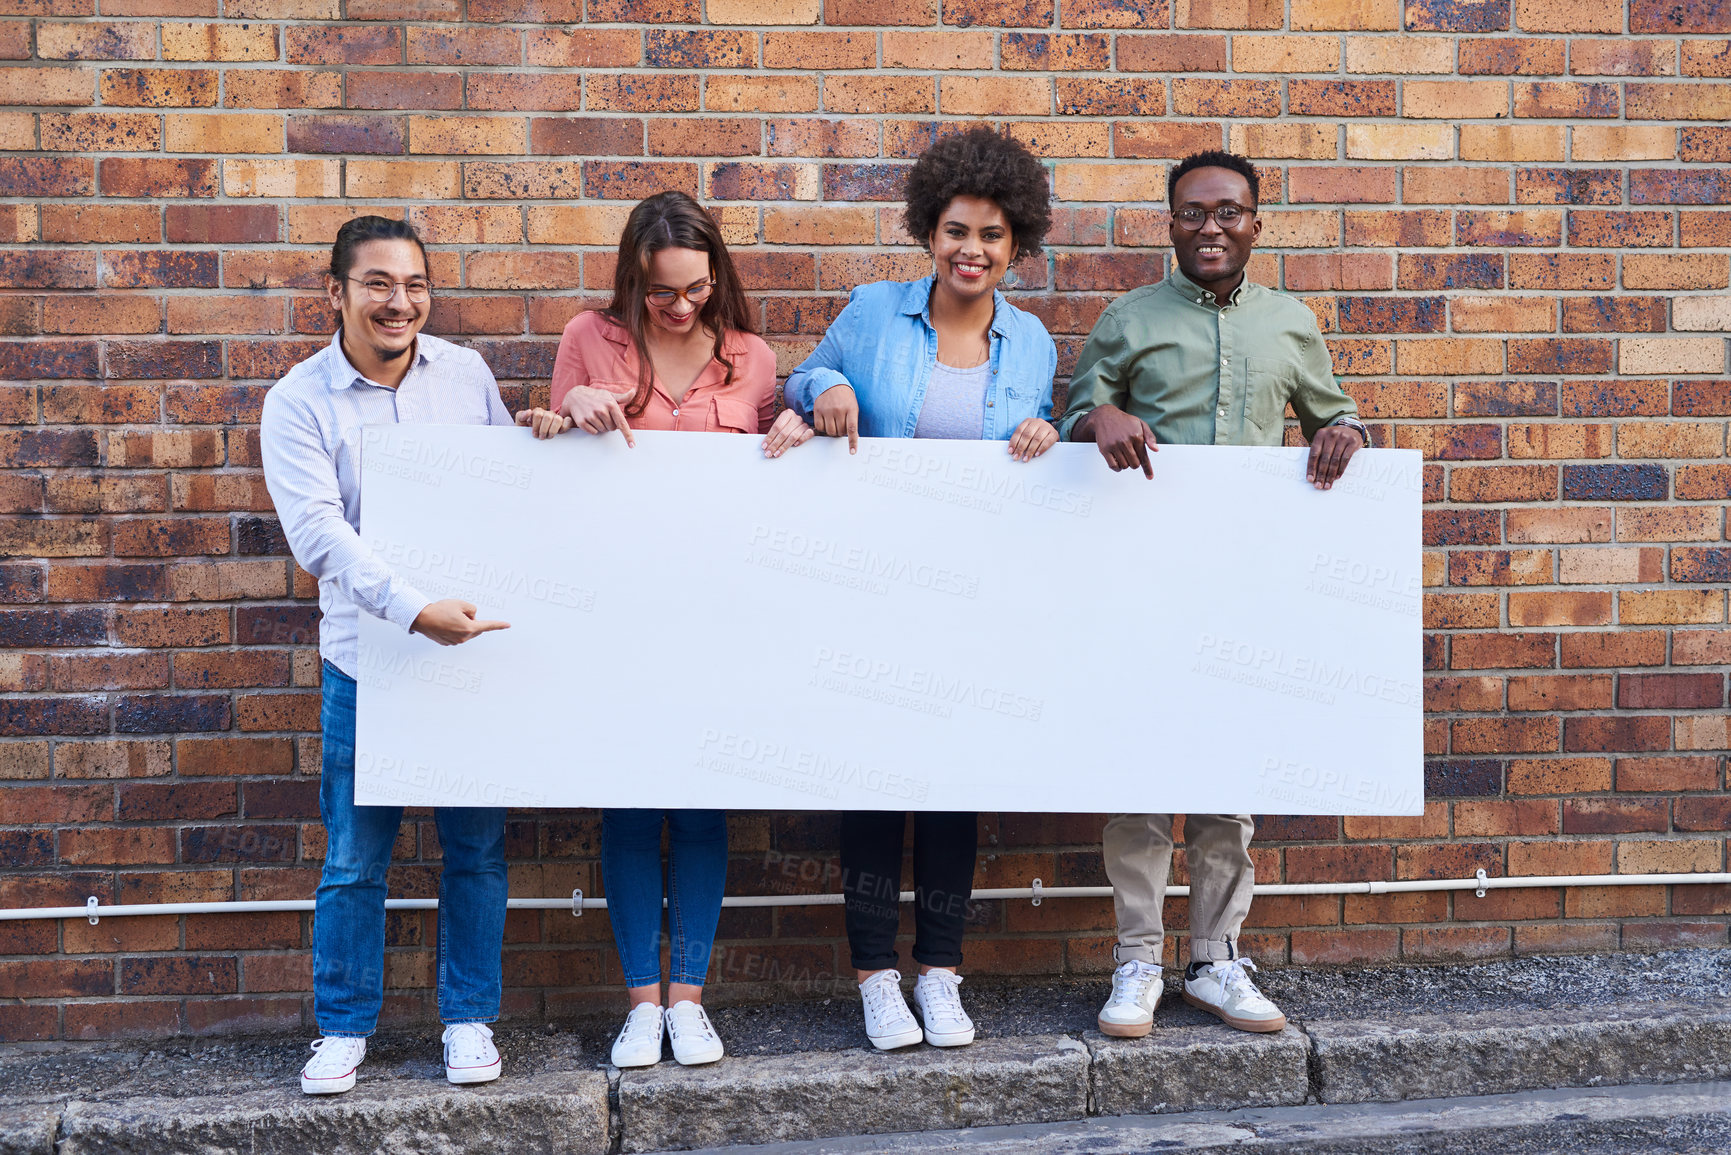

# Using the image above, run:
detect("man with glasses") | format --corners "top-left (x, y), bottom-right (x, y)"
top-left (1059, 150), bottom-right (1369, 1041)
top-left (260, 216), bottom-right (517, 1094)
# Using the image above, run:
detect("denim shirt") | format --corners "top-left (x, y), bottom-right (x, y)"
top-left (783, 277), bottom-right (1056, 440)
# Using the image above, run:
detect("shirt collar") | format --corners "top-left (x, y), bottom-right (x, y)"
top-left (1166, 265), bottom-right (1253, 308)
top-left (325, 328), bottom-right (435, 391)
top-left (598, 312), bottom-right (633, 350)
top-left (899, 275), bottom-right (1011, 339)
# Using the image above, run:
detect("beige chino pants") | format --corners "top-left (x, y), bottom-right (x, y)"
top-left (1103, 813), bottom-right (1256, 966)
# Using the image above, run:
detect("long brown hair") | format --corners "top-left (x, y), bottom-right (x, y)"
top-left (606, 192), bottom-right (756, 418)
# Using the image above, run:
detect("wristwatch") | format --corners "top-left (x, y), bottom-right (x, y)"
top-left (1331, 417), bottom-right (1371, 448)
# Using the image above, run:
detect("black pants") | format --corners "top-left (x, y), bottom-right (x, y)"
top-left (840, 810), bottom-right (977, 971)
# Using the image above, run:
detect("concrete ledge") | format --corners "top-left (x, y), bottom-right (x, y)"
top-left (1084, 1024), bottom-right (1310, 1115)
top-left (620, 1034), bottom-right (1089, 1152)
top-left (6, 951), bottom-right (1731, 1153)
top-left (680, 1080), bottom-right (1731, 1154)
top-left (53, 1072), bottom-right (611, 1155)
top-left (1309, 1002), bottom-right (1731, 1104)
top-left (0, 1105), bottom-right (57, 1155)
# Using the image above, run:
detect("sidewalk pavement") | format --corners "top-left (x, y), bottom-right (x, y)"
top-left (3, 949), bottom-right (1728, 1154)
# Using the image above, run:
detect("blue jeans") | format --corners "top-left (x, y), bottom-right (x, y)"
top-left (313, 662), bottom-right (508, 1036)
top-left (601, 809), bottom-right (727, 988)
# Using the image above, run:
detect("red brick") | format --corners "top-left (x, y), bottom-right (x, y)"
top-left (1619, 673), bottom-right (1725, 710)
top-left (1508, 674), bottom-right (1613, 712)
top-left (347, 72), bottom-right (461, 111)
top-left (1452, 716), bottom-right (1560, 753)
top-left (1289, 166), bottom-right (1398, 204)
top-left (1564, 715), bottom-right (1673, 753)
top-left (100, 68), bottom-right (218, 108)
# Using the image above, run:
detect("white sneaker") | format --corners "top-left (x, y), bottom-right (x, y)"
top-left (610, 1002), bottom-right (664, 1068)
top-left (1097, 960), bottom-right (1164, 1038)
top-left (300, 1036), bottom-right (366, 1094)
top-left (913, 969), bottom-right (975, 1047)
top-left (859, 969), bottom-right (922, 1050)
top-left (665, 1000), bottom-right (725, 1066)
top-left (442, 1022), bottom-right (502, 1084)
top-left (1183, 958), bottom-right (1288, 1033)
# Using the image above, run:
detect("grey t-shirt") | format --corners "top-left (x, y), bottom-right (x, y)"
top-left (913, 360), bottom-right (990, 440)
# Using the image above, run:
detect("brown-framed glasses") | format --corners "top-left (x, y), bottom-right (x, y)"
top-left (1172, 205), bottom-right (1254, 231)
top-left (646, 281), bottom-right (715, 308)
top-left (347, 276), bottom-right (433, 303)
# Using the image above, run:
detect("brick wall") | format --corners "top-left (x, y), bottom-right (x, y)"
top-left (2, 0), bottom-right (1729, 1042)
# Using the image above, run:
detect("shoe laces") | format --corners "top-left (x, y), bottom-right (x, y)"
top-left (667, 1002), bottom-right (717, 1043)
top-left (442, 1022), bottom-right (495, 1064)
top-left (861, 971), bottom-right (912, 1021)
top-left (616, 1003), bottom-right (662, 1046)
top-left (1211, 959), bottom-right (1276, 1011)
top-left (305, 1036), bottom-right (364, 1073)
top-left (917, 970), bottom-right (969, 1029)
top-left (1109, 960), bottom-right (1162, 1006)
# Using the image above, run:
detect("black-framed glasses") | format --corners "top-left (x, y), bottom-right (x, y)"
top-left (646, 282), bottom-right (715, 308)
top-left (1172, 205), bottom-right (1254, 231)
top-left (346, 276), bottom-right (432, 303)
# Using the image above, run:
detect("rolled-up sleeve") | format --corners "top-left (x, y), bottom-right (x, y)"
top-left (1057, 308), bottom-right (1130, 441)
top-left (783, 296), bottom-right (857, 419)
top-left (549, 316), bottom-right (591, 413)
top-left (1289, 316), bottom-right (1357, 442)
top-left (260, 389), bottom-right (431, 635)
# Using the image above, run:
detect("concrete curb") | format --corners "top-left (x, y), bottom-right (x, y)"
top-left (53, 1072), bottom-right (611, 1155)
top-left (6, 989), bottom-right (1731, 1153)
top-left (618, 1034), bottom-right (1089, 1152)
top-left (1308, 1001), bottom-right (1731, 1104)
top-left (678, 1080), bottom-right (1731, 1154)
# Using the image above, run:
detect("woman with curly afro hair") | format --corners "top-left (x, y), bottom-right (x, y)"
top-left (772, 128), bottom-right (1059, 1056)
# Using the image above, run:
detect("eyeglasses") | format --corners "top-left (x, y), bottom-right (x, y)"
top-left (646, 282), bottom-right (714, 308)
top-left (347, 276), bottom-right (432, 303)
top-left (1172, 205), bottom-right (1254, 231)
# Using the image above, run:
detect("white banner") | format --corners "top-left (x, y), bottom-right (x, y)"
top-left (354, 427), bottom-right (1424, 815)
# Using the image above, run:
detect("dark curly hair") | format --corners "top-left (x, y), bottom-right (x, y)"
top-left (902, 128), bottom-right (1053, 260)
top-left (1169, 150), bottom-right (1261, 208)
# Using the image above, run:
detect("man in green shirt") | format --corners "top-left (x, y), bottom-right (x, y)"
top-left (1061, 150), bottom-right (1370, 1041)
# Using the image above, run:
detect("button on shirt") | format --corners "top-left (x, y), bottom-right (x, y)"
top-left (1058, 267), bottom-right (1357, 448)
top-left (260, 331), bottom-right (514, 677)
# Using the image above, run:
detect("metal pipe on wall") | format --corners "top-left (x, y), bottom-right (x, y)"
top-left (4, 871), bottom-right (1729, 923)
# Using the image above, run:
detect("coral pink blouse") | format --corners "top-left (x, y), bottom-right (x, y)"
top-left (549, 309), bottom-right (777, 435)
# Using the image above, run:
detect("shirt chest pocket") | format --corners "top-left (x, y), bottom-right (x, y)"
top-left (1244, 358), bottom-right (1298, 440)
top-left (713, 396), bottom-right (758, 434)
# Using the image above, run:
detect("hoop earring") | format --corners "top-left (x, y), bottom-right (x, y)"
top-left (1001, 259), bottom-right (1022, 291)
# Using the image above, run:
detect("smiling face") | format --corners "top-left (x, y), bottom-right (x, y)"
top-left (927, 195), bottom-right (1015, 304)
top-left (643, 246), bottom-right (713, 338)
top-left (1168, 165), bottom-right (1262, 298)
top-left (327, 238), bottom-right (428, 364)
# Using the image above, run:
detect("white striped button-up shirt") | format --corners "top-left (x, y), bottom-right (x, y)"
top-left (260, 331), bottom-right (514, 677)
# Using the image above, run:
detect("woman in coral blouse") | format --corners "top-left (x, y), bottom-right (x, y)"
top-left (517, 191), bottom-right (808, 1070)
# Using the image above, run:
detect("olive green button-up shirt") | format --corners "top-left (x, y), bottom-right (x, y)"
top-left (1057, 267), bottom-right (1357, 448)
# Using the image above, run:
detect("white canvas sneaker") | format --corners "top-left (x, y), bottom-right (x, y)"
top-left (300, 1036), bottom-right (367, 1095)
top-left (1183, 958), bottom-right (1288, 1033)
top-left (665, 1000), bottom-right (725, 1066)
top-left (610, 1002), bottom-right (665, 1068)
top-left (913, 969), bottom-right (975, 1047)
top-left (442, 1022), bottom-right (502, 1084)
top-left (1097, 960), bottom-right (1164, 1038)
top-left (859, 970), bottom-right (923, 1050)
